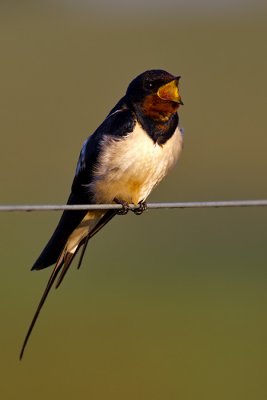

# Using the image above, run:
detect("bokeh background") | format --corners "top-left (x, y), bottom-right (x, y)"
top-left (1, 1), bottom-right (267, 399)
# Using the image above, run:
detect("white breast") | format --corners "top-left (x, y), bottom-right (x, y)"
top-left (90, 123), bottom-right (183, 204)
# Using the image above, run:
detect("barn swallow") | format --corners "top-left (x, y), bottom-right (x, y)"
top-left (20, 69), bottom-right (184, 359)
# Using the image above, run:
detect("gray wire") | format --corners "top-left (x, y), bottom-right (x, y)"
top-left (1, 200), bottom-right (267, 212)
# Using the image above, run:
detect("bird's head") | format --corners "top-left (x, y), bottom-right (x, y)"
top-left (126, 69), bottom-right (183, 121)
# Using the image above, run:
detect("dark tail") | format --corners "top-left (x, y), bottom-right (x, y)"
top-left (19, 210), bottom-right (117, 360)
top-left (32, 208), bottom-right (88, 270)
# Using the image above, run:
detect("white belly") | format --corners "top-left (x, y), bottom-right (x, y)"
top-left (90, 123), bottom-right (183, 204)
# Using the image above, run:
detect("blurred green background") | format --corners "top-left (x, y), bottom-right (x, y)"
top-left (1, 1), bottom-right (267, 399)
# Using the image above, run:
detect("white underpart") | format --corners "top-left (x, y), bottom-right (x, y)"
top-left (65, 210), bottom-right (104, 254)
top-left (66, 122), bottom-right (183, 255)
top-left (75, 110), bottom-right (125, 178)
top-left (90, 122), bottom-right (183, 204)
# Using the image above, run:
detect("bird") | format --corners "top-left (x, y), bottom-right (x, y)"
top-left (19, 69), bottom-right (184, 359)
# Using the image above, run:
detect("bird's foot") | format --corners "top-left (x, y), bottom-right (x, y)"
top-left (132, 201), bottom-right (147, 215)
top-left (114, 198), bottom-right (130, 215)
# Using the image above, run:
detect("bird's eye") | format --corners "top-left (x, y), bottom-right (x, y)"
top-left (144, 80), bottom-right (155, 90)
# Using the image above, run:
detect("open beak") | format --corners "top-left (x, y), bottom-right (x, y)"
top-left (157, 76), bottom-right (183, 105)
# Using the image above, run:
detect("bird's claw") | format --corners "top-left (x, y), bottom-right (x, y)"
top-left (114, 198), bottom-right (130, 215)
top-left (132, 201), bottom-right (147, 215)
top-left (114, 198), bottom-right (147, 215)
top-left (117, 204), bottom-right (129, 215)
